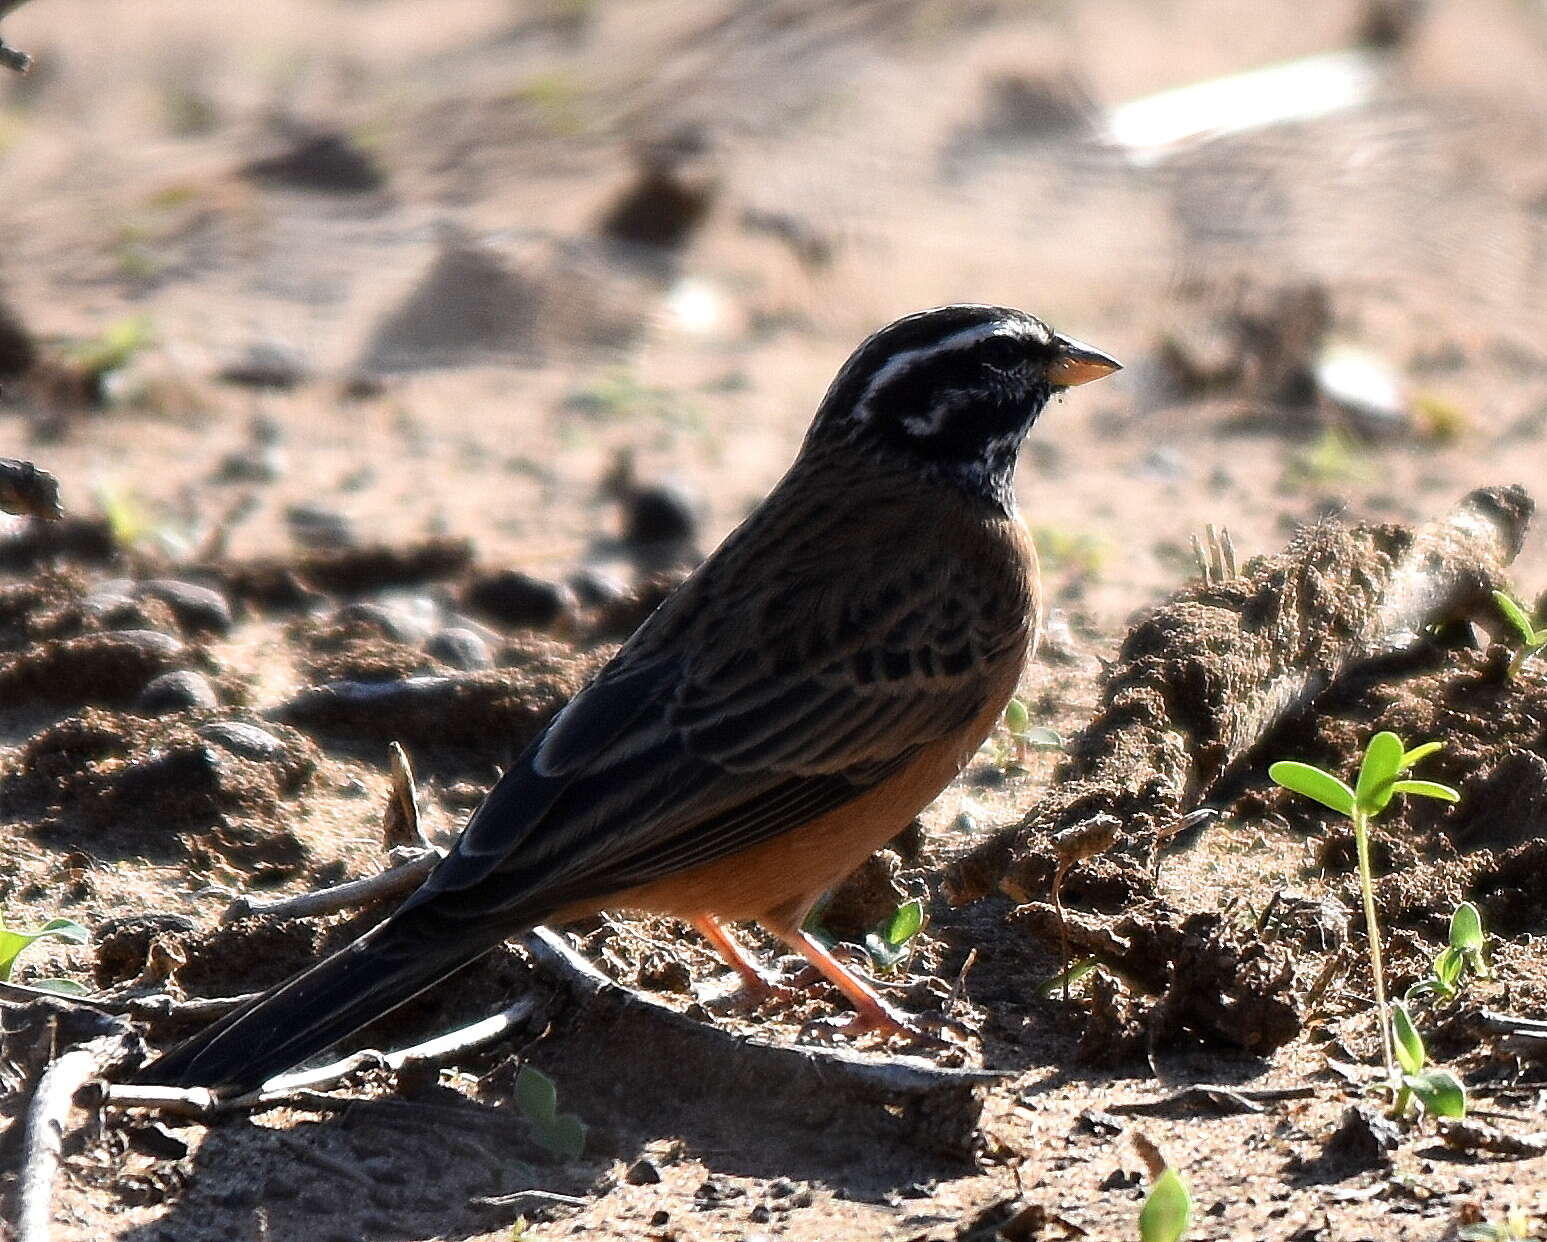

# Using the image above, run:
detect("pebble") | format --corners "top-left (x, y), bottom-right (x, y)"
top-left (464, 570), bottom-right (574, 630)
top-left (196, 720), bottom-right (290, 762)
top-left (334, 601), bottom-right (430, 646)
top-left (137, 579), bottom-right (234, 636)
top-left (623, 480), bottom-right (700, 547)
top-left (624, 1159), bottom-right (662, 1186)
top-left (218, 339), bottom-right (311, 390)
top-left (426, 626), bottom-right (492, 670)
top-left (136, 670), bottom-right (218, 714)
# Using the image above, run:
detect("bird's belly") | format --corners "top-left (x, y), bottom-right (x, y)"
top-left (593, 655), bottom-right (1025, 925)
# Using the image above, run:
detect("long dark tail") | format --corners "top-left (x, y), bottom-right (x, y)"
top-left (136, 913), bottom-right (513, 1094)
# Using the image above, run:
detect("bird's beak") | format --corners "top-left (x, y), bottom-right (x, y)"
top-left (1047, 335), bottom-right (1122, 387)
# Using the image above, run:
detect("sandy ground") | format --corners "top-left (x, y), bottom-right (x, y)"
top-left (2, 0), bottom-right (1547, 1239)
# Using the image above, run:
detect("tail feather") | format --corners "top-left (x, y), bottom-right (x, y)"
top-left (137, 915), bottom-right (509, 1093)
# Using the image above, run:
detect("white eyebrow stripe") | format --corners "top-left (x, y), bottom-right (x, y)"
top-left (853, 322), bottom-right (1014, 418)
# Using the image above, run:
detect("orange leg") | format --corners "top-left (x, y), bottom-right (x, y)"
top-left (774, 926), bottom-right (920, 1038)
top-left (691, 915), bottom-right (784, 999)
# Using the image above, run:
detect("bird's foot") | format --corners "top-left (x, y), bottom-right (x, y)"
top-left (799, 1001), bottom-right (972, 1048)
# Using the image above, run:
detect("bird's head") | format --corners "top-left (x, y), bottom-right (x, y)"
top-left (806, 304), bottom-right (1120, 511)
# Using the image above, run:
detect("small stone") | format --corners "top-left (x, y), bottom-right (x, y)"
top-left (216, 445), bottom-right (286, 483)
top-left (137, 579), bottom-right (234, 637)
top-left (749, 1204), bottom-right (771, 1223)
top-left (242, 130), bottom-right (388, 194)
top-left (426, 626), bottom-right (492, 671)
top-left (333, 601), bottom-right (430, 646)
top-left (464, 570), bottom-right (574, 630)
top-left (649, 1210), bottom-right (669, 1227)
top-left (196, 720), bottom-right (289, 762)
top-left (136, 670), bottom-right (218, 714)
top-left (623, 481), bottom-right (699, 547)
top-left (624, 1158), bottom-right (662, 1185)
top-left (286, 505), bottom-right (355, 550)
top-left (218, 339), bottom-right (310, 390)
top-left (569, 565), bottom-right (629, 608)
top-left (1324, 1103), bottom-right (1401, 1171)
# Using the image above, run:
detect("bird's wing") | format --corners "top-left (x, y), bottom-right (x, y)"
top-left (400, 474), bottom-right (1033, 925)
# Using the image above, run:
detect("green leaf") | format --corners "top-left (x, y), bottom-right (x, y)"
top-left (1138, 1167), bottom-right (1192, 1242)
top-left (1389, 779), bottom-right (1460, 804)
top-left (885, 899), bottom-right (925, 947)
top-left (1355, 731), bottom-right (1404, 815)
top-left (1432, 946), bottom-right (1463, 992)
top-left (1391, 1003), bottom-right (1425, 1075)
top-left (514, 1066), bottom-right (558, 1126)
top-left (1404, 1068), bottom-right (1466, 1118)
top-left (1003, 698), bottom-right (1029, 735)
top-left (1493, 591), bottom-right (1537, 644)
top-left (1398, 741), bottom-right (1443, 771)
top-left (30, 978), bottom-right (90, 996)
top-left (1023, 726), bottom-right (1064, 750)
top-left (1037, 958), bottom-right (1097, 998)
top-left (1449, 901), bottom-right (1484, 953)
top-left (1269, 762), bottom-right (1355, 817)
top-left (0, 918), bottom-right (90, 981)
top-left (535, 1113), bottom-right (586, 1160)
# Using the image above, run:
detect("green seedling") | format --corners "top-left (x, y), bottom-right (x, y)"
top-left (1492, 591), bottom-right (1547, 677)
top-left (864, 897), bottom-right (925, 973)
top-left (1138, 1166), bottom-right (1192, 1242)
top-left (67, 313), bottom-right (154, 379)
top-left (1406, 900), bottom-right (1490, 1004)
top-left (0, 913), bottom-right (89, 992)
top-left (1388, 1001), bottom-right (1466, 1119)
top-left (993, 697), bottom-right (1062, 771)
top-left (1269, 731), bottom-right (1459, 1083)
top-left (1459, 1207), bottom-right (1534, 1241)
top-left (1036, 957), bottom-right (1097, 998)
top-left (514, 1066), bottom-right (585, 1160)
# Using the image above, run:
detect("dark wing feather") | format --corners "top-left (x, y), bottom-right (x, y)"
top-left (400, 464), bottom-right (1032, 930)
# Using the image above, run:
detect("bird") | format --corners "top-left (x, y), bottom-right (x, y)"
top-left (138, 304), bottom-right (1120, 1094)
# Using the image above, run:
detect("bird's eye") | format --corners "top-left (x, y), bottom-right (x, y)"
top-left (980, 336), bottom-right (1023, 371)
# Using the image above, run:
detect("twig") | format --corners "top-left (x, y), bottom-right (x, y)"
top-left (0, 0), bottom-right (37, 73)
top-left (16, 1042), bottom-right (109, 1242)
top-left (220, 848), bottom-right (440, 924)
top-left (522, 927), bottom-right (998, 1157)
top-left (0, 979), bottom-right (261, 1023)
top-left (472, 1189), bottom-right (588, 1209)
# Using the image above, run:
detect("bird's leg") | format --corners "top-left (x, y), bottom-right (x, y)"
top-left (774, 926), bottom-right (922, 1039)
top-left (691, 915), bottom-right (788, 1004)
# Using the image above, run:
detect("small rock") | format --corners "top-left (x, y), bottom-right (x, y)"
top-left (137, 579), bottom-right (234, 637)
top-left (1324, 1103), bottom-right (1401, 1171)
top-left (136, 670), bottom-right (218, 714)
top-left (569, 565), bottom-right (629, 608)
top-left (218, 339), bottom-right (310, 390)
top-left (624, 1159), bottom-right (662, 1185)
top-left (216, 446), bottom-right (286, 484)
top-left (426, 626), bottom-right (493, 671)
top-left (333, 601), bottom-right (430, 646)
top-left (196, 720), bottom-right (289, 763)
top-left (464, 570), bottom-right (574, 630)
top-left (623, 481), bottom-right (699, 548)
top-left (286, 505), bottom-right (355, 550)
top-left (242, 130), bottom-right (388, 195)
top-left (649, 1211), bottom-right (669, 1227)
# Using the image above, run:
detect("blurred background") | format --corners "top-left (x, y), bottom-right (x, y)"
top-left (2, 0), bottom-right (1546, 621)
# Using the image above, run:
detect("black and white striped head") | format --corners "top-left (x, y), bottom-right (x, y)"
top-left (807, 305), bottom-right (1119, 511)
